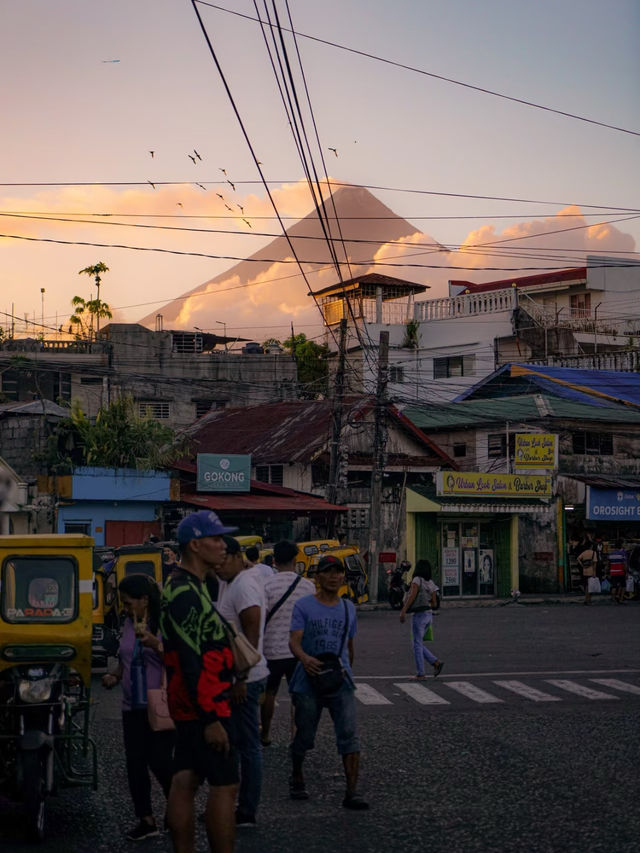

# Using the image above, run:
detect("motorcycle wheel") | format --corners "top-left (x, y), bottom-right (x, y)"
top-left (22, 751), bottom-right (46, 842)
top-left (389, 589), bottom-right (403, 610)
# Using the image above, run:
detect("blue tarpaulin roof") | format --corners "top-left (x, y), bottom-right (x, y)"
top-left (455, 364), bottom-right (640, 410)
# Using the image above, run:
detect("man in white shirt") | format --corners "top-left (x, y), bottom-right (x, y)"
top-left (215, 536), bottom-right (269, 828)
top-left (245, 545), bottom-right (276, 584)
top-left (260, 540), bottom-right (315, 746)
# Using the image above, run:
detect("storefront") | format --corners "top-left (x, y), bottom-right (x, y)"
top-left (406, 477), bottom-right (555, 598)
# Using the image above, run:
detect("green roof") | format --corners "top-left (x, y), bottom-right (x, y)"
top-left (401, 394), bottom-right (640, 431)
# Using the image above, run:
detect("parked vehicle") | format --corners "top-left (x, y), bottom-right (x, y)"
top-left (387, 560), bottom-right (411, 609)
top-left (113, 543), bottom-right (163, 587)
top-left (294, 540), bottom-right (340, 576)
top-left (91, 551), bottom-right (119, 667)
top-left (0, 534), bottom-right (98, 841)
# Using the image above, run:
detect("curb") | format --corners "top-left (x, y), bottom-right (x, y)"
top-left (358, 596), bottom-right (638, 611)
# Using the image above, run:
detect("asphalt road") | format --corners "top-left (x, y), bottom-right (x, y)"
top-left (2, 600), bottom-right (639, 853)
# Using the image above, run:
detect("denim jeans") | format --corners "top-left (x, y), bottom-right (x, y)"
top-left (291, 683), bottom-right (360, 757)
top-left (412, 611), bottom-right (437, 676)
top-left (231, 678), bottom-right (266, 818)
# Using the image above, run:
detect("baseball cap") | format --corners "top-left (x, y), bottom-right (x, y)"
top-left (177, 510), bottom-right (237, 545)
top-left (316, 554), bottom-right (344, 573)
top-left (222, 535), bottom-right (241, 555)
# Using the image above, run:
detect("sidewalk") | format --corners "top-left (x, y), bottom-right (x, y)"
top-left (359, 594), bottom-right (638, 610)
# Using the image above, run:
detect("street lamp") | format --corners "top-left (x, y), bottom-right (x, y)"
top-left (216, 320), bottom-right (228, 352)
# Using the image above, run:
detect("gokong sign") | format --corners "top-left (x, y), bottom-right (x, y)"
top-left (586, 486), bottom-right (640, 520)
top-left (197, 453), bottom-right (251, 492)
top-left (437, 471), bottom-right (552, 499)
top-left (514, 433), bottom-right (557, 471)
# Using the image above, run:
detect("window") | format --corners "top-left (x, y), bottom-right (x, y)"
top-left (453, 443), bottom-right (467, 458)
top-left (323, 299), bottom-right (344, 325)
top-left (255, 464), bottom-right (284, 486)
top-left (138, 401), bottom-right (170, 419)
top-left (433, 355), bottom-right (475, 379)
top-left (572, 431), bottom-right (613, 455)
top-left (487, 434), bottom-right (507, 458)
top-left (195, 400), bottom-right (217, 418)
top-left (389, 365), bottom-right (404, 383)
top-left (64, 521), bottom-right (91, 535)
top-left (570, 293), bottom-right (591, 318)
top-left (80, 376), bottom-right (103, 385)
top-left (2, 556), bottom-right (77, 623)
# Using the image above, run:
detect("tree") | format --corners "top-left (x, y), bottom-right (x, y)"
top-left (72, 261), bottom-right (112, 339)
top-left (264, 333), bottom-right (329, 398)
top-left (40, 395), bottom-right (189, 473)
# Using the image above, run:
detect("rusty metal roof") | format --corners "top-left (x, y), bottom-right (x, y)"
top-left (182, 397), bottom-right (454, 466)
top-left (181, 491), bottom-right (344, 513)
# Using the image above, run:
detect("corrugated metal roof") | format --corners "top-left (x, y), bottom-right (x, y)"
top-left (456, 363), bottom-right (640, 410)
top-left (449, 267), bottom-right (586, 294)
top-left (182, 397), bottom-right (454, 466)
top-left (402, 393), bottom-right (640, 431)
top-left (0, 399), bottom-right (68, 417)
top-left (181, 491), bottom-right (344, 513)
top-left (567, 474), bottom-right (640, 489)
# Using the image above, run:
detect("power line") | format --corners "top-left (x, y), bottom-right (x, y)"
top-left (195, 1), bottom-right (640, 138)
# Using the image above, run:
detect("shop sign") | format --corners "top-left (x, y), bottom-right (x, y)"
top-left (197, 453), bottom-right (251, 492)
top-left (441, 548), bottom-right (459, 586)
top-left (437, 471), bottom-right (552, 499)
top-left (586, 486), bottom-right (640, 520)
top-left (514, 433), bottom-right (557, 471)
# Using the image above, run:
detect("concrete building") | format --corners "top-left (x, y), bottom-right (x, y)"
top-left (318, 258), bottom-right (640, 403)
top-left (0, 324), bottom-right (298, 429)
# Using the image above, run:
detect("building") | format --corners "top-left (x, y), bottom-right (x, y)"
top-left (318, 257), bottom-right (640, 402)
top-left (0, 324), bottom-right (298, 428)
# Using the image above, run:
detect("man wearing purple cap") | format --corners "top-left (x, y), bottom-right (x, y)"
top-left (160, 510), bottom-right (239, 853)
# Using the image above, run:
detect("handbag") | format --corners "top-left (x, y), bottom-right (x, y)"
top-left (147, 671), bottom-right (175, 732)
top-left (309, 600), bottom-right (349, 698)
top-left (423, 622), bottom-right (434, 642)
top-left (407, 579), bottom-right (432, 613)
top-left (213, 606), bottom-right (262, 677)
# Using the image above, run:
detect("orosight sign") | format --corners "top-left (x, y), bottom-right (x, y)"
top-left (197, 454), bottom-right (251, 492)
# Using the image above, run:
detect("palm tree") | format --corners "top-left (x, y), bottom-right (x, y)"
top-left (69, 295), bottom-right (113, 341)
top-left (78, 262), bottom-right (110, 335)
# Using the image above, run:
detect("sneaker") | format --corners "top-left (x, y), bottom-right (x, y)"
top-left (343, 793), bottom-right (369, 811)
top-left (127, 821), bottom-right (160, 841)
top-left (235, 811), bottom-right (256, 828)
top-left (433, 661), bottom-right (444, 678)
top-left (289, 776), bottom-right (309, 801)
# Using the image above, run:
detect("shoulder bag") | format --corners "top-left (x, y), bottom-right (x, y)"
top-left (147, 670), bottom-right (175, 732)
top-left (213, 606), bottom-right (262, 678)
top-left (265, 575), bottom-right (302, 625)
top-left (309, 600), bottom-right (349, 697)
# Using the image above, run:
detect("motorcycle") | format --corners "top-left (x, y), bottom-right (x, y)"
top-left (387, 561), bottom-right (411, 609)
top-left (0, 534), bottom-right (98, 842)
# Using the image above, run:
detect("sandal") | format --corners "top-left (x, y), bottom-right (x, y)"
top-left (413, 674), bottom-right (426, 680)
top-left (343, 793), bottom-right (369, 811)
top-left (289, 776), bottom-right (309, 801)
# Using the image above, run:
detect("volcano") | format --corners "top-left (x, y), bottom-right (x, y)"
top-left (139, 184), bottom-right (427, 331)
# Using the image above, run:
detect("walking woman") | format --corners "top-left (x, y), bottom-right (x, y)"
top-left (102, 574), bottom-right (175, 841)
top-left (399, 559), bottom-right (444, 679)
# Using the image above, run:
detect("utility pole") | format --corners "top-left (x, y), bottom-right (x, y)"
top-left (327, 319), bottom-right (348, 520)
top-left (368, 330), bottom-right (389, 605)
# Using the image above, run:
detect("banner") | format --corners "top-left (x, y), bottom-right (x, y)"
top-left (437, 471), bottom-right (552, 498)
top-left (514, 433), bottom-right (558, 470)
top-left (197, 453), bottom-right (251, 492)
top-left (586, 486), bottom-right (640, 520)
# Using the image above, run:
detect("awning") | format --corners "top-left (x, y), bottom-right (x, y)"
top-left (180, 491), bottom-right (344, 513)
top-left (406, 487), bottom-right (552, 515)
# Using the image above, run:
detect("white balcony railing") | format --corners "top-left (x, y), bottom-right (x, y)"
top-left (414, 288), bottom-right (517, 321)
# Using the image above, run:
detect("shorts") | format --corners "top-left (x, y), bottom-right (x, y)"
top-left (290, 684), bottom-right (360, 757)
top-left (609, 575), bottom-right (626, 589)
top-left (172, 720), bottom-right (239, 787)
top-left (265, 657), bottom-right (298, 694)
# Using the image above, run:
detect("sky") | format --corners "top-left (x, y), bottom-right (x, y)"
top-left (1, 0), bottom-right (639, 342)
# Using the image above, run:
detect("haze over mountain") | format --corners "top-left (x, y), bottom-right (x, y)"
top-left (139, 185), bottom-right (426, 337)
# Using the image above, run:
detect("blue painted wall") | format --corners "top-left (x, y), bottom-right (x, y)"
top-left (57, 501), bottom-right (158, 546)
top-left (71, 467), bottom-right (172, 502)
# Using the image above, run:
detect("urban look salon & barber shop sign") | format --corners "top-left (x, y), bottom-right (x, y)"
top-left (197, 454), bottom-right (251, 492)
top-left (437, 471), bottom-right (552, 498)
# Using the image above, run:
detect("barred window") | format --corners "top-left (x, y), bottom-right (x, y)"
top-left (138, 401), bottom-right (170, 419)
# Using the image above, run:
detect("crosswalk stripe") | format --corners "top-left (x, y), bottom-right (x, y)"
top-left (493, 680), bottom-right (562, 702)
top-left (589, 678), bottom-right (640, 696)
top-left (393, 682), bottom-right (450, 705)
top-left (355, 683), bottom-right (393, 705)
top-left (443, 681), bottom-right (504, 704)
top-left (545, 680), bottom-right (618, 700)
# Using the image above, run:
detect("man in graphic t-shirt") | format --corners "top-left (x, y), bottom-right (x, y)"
top-left (288, 554), bottom-right (368, 811)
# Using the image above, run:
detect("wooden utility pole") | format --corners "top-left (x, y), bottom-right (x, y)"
top-left (368, 331), bottom-right (389, 604)
top-left (327, 319), bottom-right (348, 531)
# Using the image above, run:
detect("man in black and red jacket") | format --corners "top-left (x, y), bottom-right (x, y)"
top-left (160, 510), bottom-right (238, 853)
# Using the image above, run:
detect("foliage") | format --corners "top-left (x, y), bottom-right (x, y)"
top-left (69, 295), bottom-right (113, 340)
top-left (401, 318), bottom-right (419, 349)
top-left (39, 396), bottom-right (189, 473)
top-left (263, 333), bottom-right (329, 398)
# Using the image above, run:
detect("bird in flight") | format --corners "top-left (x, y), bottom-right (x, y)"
top-left (226, 180), bottom-right (236, 191)
top-left (224, 204), bottom-right (233, 212)
top-left (216, 193), bottom-right (225, 201)
top-left (147, 180), bottom-right (156, 189)
top-left (328, 147), bottom-right (338, 157)
top-left (196, 183), bottom-right (207, 191)
top-left (219, 167), bottom-right (227, 176)
top-left (188, 154), bottom-right (197, 164)
top-left (102, 59), bottom-right (120, 63)
top-left (242, 218), bottom-right (252, 228)
top-left (176, 202), bottom-right (183, 207)
top-left (237, 204), bottom-right (244, 214)
top-left (194, 149), bottom-right (202, 160)
top-left (149, 150), bottom-right (155, 158)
